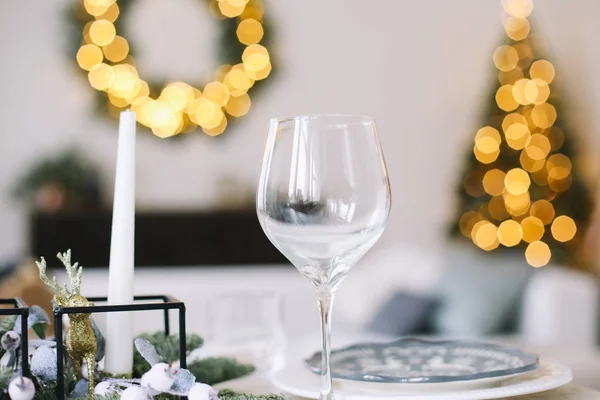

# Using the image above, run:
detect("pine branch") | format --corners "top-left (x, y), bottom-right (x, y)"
top-left (187, 358), bottom-right (255, 386)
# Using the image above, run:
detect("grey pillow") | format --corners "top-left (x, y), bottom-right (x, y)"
top-left (368, 292), bottom-right (439, 336)
top-left (432, 245), bottom-right (534, 336)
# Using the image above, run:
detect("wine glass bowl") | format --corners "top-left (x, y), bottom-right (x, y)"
top-left (257, 114), bottom-right (391, 399)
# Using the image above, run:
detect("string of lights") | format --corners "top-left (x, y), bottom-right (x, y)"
top-left (71, 0), bottom-right (273, 138)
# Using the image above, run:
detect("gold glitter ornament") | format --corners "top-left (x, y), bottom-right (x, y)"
top-left (36, 250), bottom-right (97, 396)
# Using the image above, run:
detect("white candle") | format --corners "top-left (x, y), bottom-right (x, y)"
top-left (105, 110), bottom-right (136, 375)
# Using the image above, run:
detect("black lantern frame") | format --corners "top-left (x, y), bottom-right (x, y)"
top-left (53, 294), bottom-right (186, 399)
top-left (0, 298), bottom-right (29, 377)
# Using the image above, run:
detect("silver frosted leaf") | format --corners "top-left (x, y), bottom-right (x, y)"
top-left (167, 368), bottom-right (196, 395)
top-left (31, 346), bottom-right (57, 381)
top-left (134, 338), bottom-right (160, 367)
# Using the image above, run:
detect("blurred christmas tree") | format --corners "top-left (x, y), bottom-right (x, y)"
top-left (450, 0), bottom-right (593, 268)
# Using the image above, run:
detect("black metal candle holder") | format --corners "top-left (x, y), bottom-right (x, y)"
top-left (53, 294), bottom-right (186, 399)
top-left (0, 298), bottom-right (29, 377)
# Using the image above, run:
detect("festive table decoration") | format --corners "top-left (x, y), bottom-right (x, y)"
top-left (36, 250), bottom-right (97, 396)
top-left (68, 0), bottom-right (274, 138)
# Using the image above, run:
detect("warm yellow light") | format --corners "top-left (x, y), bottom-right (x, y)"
top-left (202, 114), bottom-right (228, 136)
top-left (497, 220), bottom-right (523, 247)
top-left (225, 93), bottom-right (251, 117)
top-left (473, 146), bottom-right (500, 164)
top-left (530, 60), bottom-right (555, 84)
top-left (493, 45), bottom-right (519, 72)
top-left (504, 16), bottom-right (530, 41)
top-left (505, 168), bottom-right (530, 195)
top-left (475, 126), bottom-right (501, 145)
top-left (236, 18), bottom-right (264, 45)
top-left (504, 191), bottom-right (530, 216)
top-left (488, 196), bottom-right (509, 221)
top-left (203, 81), bottom-right (230, 107)
top-left (475, 137), bottom-right (500, 154)
top-left (498, 68), bottom-right (524, 85)
top-left (76, 44), bottom-right (104, 71)
top-left (532, 79), bottom-right (550, 105)
top-left (519, 150), bottom-right (545, 173)
top-left (473, 221), bottom-right (499, 250)
top-left (504, 0), bottom-right (533, 17)
top-left (253, 61), bottom-right (272, 80)
top-left (102, 35), bottom-right (129, 62)
top-left (242, 44), bottom-right (270, 71)
top-left (214, 64), bottom-right (233, 82)
top-left (530, 199), bottom-right (555, 225)
top-left (505, 123), bottom-right (531, 150)
top-left (88, 63), bottom-right (115, 90)
top-left (483, 168), bottom-right (506, 196)
top-left (525, 241), bottom-right (551, 268)
top-left (531, 168), bottom-right (549, 186)
top-left (459, 211), bottom-right (483, 238)
top-left (496, 85), bottom-right (519, 112)
top-left (551, 215), bottom-right (577, 242)
top-left (109, 65), bottom-right (139, 99)
top-left (525, 134), bottom-right (551, 161)
top-left (227, 69), bottom-right (253, 91)
top-left (240, 0), bottom-right (264, 21)
top-left (521, 216), bottom-right (545, 243)
top-left (195, 98), bottom-right (220, 127)
top-left (89, 20), bottom-right (116, 46)
top-left (531, 103), bottom-right (557, 129)
top-left (502, 113), bottom-right (527, 133)
top-left (108, 92), bottom-right (129, 108)
top-left (548, 175), bottom-right (572, 193)
top-left (546, 153), bottom-right (572, 180)
top-left (126, 79), bottom-right (149, 103)
top-left (482, 169), bottom-right (506, 196)
top-left (512, 78), bottom-right (536, 105)
top-left (161, 82), bottom-right (194, 112)
top-left (84, 0), bottom-right (110, 17)
top-left (96, 3), bottom-right (119, 22)
top-left (218, 1), bottom-right (246, 17)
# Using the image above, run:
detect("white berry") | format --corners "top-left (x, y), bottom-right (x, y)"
top-left (120, 386), bottom-right (149, 400)
top-left (188, 383), bottom-right (219, 400)
top-left (141, 362), bottom-right (176, 392)
top-left (8, 377), bottom-right (35, 400)
top-left (94, 381), bottom-right (114, 395)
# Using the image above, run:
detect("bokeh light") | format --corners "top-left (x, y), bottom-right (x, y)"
top-left (242, 44), bottom-right (270, 71)
top-left (236, 18), bottom-right (264, 45)
top-left (88, 63), bottom-right (115, 90)
top-left (546, 153), bottom-right (572, 180)
top-left (505, 168), bottom-right (531, 195)
top-left (503, 0), bottom-right (534, 18)
top-left (488, 196), bottom-right (510, 220)
top-left (521, 216), bottom-right (545, 242)
top-left (89, 20), bottom-right (116, 46)
top-left (76, 44), bottom-right (104, 71)
top-left (551, 215), bottom-right (577, 242)
top-left (532, 103), bottom-right (557, 128)
top-left (473, 221), bottom-right (499, 251)
top-left (225, 93), bottom-right (251, 117)
top-left (525, 133), bottom-right (551, 160)
top-left (497, 220), bottom-right (523, 247)
top-left (459, 211), bottom-right (483, 237)
top-left (102, 35), bottom-right (129, 62)
top-left (496, 85), bottom-right (519, 111)
top-left (203, 81), bottom-right (230, 107)
top-left (530, 60), bottom-right (555, 83)
top-left (498, 68), bottom-right (524, 85)
top-left (504, 16), bottom-right (530, 41)
top-left (483, 169), bottom-right (506, 196)
top-left (525, 241), bottom-right (551, 267)
top-left (519, 150), bottom-right (545, 172)
top-left (504, 191), bottom-right (530, 216)
top-left (530, 199), bottom-right (555, 225)
top-left (493, 45), bottom-right (519, 72)
top-left (505, 123), bottom-right (531, 150)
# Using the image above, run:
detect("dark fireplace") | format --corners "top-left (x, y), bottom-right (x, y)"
top-left (30, 210), bottom-right (288, 267)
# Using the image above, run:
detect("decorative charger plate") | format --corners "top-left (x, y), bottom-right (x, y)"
top-left (305, 338), bottom-right (539, 384)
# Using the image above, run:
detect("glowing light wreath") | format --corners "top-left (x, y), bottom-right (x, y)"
top-left (71, 0), bottom-right (273, 138)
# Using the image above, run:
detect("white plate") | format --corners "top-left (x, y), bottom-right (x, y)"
top-left (271, 360), bottom-right (572, 399)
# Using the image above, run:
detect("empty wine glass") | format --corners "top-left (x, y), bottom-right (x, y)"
top-left (257, 114), bottom-right (391, 399)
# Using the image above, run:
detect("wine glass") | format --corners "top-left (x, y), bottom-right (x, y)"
top-left (257, 114), bottom-right (391, 399)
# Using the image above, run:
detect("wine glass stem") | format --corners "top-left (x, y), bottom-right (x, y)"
top-left (318, 291), bottom-right (335, 400)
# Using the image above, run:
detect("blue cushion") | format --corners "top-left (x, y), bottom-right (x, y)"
top-left (368, 292), bottom-right (439, 336)
top-left (432, 245), bottom-right (534, 336)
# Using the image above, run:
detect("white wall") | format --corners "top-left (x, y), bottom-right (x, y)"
top-left (0, 0), bottom-right (599, 262)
